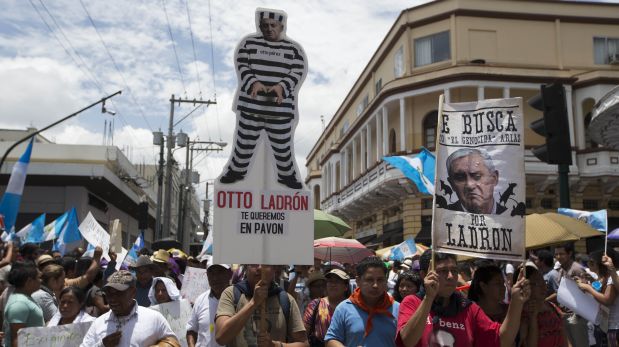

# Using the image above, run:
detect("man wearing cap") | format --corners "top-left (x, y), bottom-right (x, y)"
top-left (81, 270), bottom-right (179, 347)
top-left (215, 264), bottom-right (308, 347)
top-left (219, 7), bottom-right (307, 190)
top-left (186, 262), bottom-right (233, 347)
top-left (133, 255), bottom-right (155, 307)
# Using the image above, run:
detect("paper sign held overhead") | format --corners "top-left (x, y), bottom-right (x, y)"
top-left (78, 212), bottom-right (110, 256)
top-left (213, 7), bottom-right (313, 265)
top-left (109, 219), bottom-right (122, 253)
top-left (432, 97), bottom-right (526, 261)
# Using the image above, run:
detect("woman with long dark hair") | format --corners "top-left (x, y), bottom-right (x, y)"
top-left (393, 270), bottom-right (422, 303)
top-left (47, 286), bottom-right (95, 326)
top-left (468, 263), bottom-right (508, 322)
top-left (4, 261), bottom-right (44, 347)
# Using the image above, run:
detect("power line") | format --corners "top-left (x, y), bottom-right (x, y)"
top-left (185, 0), bottom-right (202, 97)
top-left (29, 0), bottom-right (104, 94)
top-left (79, 0), bottom-right (154, 132)
top-left (207, 0), bottom-right (222, 141)
top-left (161, 0), bottom-right (187, 96)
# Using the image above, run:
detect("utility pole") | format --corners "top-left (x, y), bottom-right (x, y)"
top-left (153, 131), bottom-right (165, 239)
top-left (162, 95), bottom-right (216, 239)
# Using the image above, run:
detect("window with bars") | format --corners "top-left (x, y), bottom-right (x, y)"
top-left (423, 111), bottom-right (438, 150)
top-left (609, 200), bottom-right (619, 210)
top-left (540, 198), bottom-right (554, 209)
top-left (415, 31), bottom-right (450, 67)
top-left (583, 199), bottom-right (599, 210)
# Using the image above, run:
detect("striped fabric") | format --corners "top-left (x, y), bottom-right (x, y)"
top-left (235, 34), bottom-right (305, 118)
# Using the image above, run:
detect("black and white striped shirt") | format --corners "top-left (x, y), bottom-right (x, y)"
top-left (234, 34), bottom-right (307, 119)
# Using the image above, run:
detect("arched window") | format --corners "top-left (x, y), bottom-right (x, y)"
top-left (389, 129), bottom-right (397, 154)
top-left (423, 111), bottom-right (438, 150)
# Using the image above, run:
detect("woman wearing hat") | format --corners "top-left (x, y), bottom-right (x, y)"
top-left (303, 269), bottom-right (350, 347)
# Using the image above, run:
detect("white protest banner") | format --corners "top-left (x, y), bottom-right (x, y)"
top-left (78, 212), bottom-right (110, 256)
top-left (558, 277), bottom-right (604, 325)
top-left (149, 299), bottom-right (192, 347)
top-left (18, 322), bottom-right (92, 347)
top-left (432, 97), bottom-right (525, 261)
top-left (213, 7), bottom-right (313, 265)
top-left (109, 219), bottom-right (122, 253)
top-left (180, 266), bottom-right (209, 304)
top-left (115, 247), bottom-right (128, 271)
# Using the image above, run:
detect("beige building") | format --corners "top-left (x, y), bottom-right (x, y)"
top-left (305, 0), bottom-right (619, 250)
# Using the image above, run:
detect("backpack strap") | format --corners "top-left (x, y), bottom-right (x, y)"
top-left (278, 290), bottom-right (291, 322)
top-left (233, 286), bottom-right (242, 309)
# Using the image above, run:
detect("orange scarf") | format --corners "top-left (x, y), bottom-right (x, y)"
top-left (348, 287), bottom-right (395, 337)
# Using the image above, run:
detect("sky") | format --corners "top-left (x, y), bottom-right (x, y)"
top-left (0, 0), bottom-right (429, 203)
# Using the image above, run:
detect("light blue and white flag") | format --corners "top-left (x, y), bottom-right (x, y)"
top-left (42, 210), bottom-right (71, 242)
top-left (389, 237), bottom-right (417, 261)
top-left (199, 230), bottom-right (213, 259)
top-left (557, 208), bottom-right (607, 232)
top-left (383, 148), bottom-right (435, 195)
top-left (122, 231), bottom-right (144, 268)
top-left (53, 208), bottom-right (83, 256)
top-left (16, 213), bottom-right (46, 243)
top-left (0, 138), bottom-right (34, 240)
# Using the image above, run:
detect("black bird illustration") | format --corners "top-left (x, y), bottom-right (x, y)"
top-left (435, 194), bottom-right (448, 209)
top-left (440, 180), bottom-right (453, 200)
top-left (511, 202), bottom-right (526, 217)
top-left (499, 183), bottom-right (517, 207)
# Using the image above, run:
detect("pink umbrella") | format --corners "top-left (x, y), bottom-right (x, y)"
top-left (314, 237), bottom-right (374, 264)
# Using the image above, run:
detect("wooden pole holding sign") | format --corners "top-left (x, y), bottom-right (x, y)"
top-left (259, 267), bottom-right (267, 333)
top-left (430, 94), bottom-right (445, 272)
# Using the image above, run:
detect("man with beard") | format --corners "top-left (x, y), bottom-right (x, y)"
top-left (80, 270), bottom-right (179, 347)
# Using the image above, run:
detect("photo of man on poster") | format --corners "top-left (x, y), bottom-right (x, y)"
top-left (445, 148), bottom-right (506, 215)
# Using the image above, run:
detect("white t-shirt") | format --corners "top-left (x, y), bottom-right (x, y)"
top-left (47, 310), bottom-right (95, 326)
top-left (80, 301), bottom-right (176, 347)
top-left (186, 290), bottom-right (224, 347)
top-left (606, 271), bottom-right (619, 329)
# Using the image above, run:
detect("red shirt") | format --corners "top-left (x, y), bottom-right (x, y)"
top-left (396, 294), bottom-right (501, 347)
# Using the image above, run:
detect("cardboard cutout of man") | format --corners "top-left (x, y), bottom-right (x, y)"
top-left (445, 148), bottom-right (506, 215)
top-left (219, 8), bottom-right (307, 189)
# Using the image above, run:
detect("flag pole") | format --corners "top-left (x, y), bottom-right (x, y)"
top-left (430, 94), bottom-right (445, 271)
top-left (605, 212), bottom-right (609, 255)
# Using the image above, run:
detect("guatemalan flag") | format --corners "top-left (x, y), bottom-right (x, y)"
top-left (16, 213), bottom-right (46, 243)
top-left (42, 210), bottom-right (71, 242)
top-left (0, 138), bottom-right (34, 240)
top-left (53, 208), bottom-right (83, 256)
top-left (557, 208), bottom-right (607, 232)
top-left (389, 237), bottom-right (417, 261)
top-left (383, 148), bottom-right (435, 195)
top-left (199, 230), bottom-right (213, 259)
top-left (122, 231), bottom-right (144, 268)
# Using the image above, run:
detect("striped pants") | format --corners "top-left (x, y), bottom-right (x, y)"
top-left (226, 112), bottom-right (297, 181)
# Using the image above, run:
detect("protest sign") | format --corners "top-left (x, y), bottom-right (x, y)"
top-left (558, 277), bottom-right (606, 328)
top-left (213, 8), bottom-right (313, 265)
top-left (180, 266), bottom-right (209, 304)
top-left (18, 322), bottom-right (92, 347)
top-left (432, 97), bottom-right (525, 261)
top-left (78, 212), bottom-right (110, 256)
top-left (109, 219), bottom-right (122, 253)
top-left (150, 299), bottom-right (192, 347)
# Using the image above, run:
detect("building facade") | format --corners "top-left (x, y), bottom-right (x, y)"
top-left (305, 0), bottom-right (619, 250)
top-left (0, 129), bottom-right (199, 251)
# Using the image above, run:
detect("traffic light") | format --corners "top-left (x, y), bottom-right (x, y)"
top-left (528, 83), bottom-right (572, 165)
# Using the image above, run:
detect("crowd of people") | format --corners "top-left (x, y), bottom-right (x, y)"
top-left (0, 239), bottom-right (616, 346)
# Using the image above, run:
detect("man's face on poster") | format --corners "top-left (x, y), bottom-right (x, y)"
top-left (260, 18), bottom-right (283, 42)
top-left (448, 153), bottom-right (498, 214)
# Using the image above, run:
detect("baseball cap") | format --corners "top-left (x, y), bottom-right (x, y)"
top-left (325, 268), bottom-right (350, 281)
top-left (35, 254), bottom-right (55, 268)
top-left (151, 249), bottom-right (170, 264)
top-left (104, 270), bottom-right (136, 291)
top-left (134, 255), bottom-right (153, 268)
